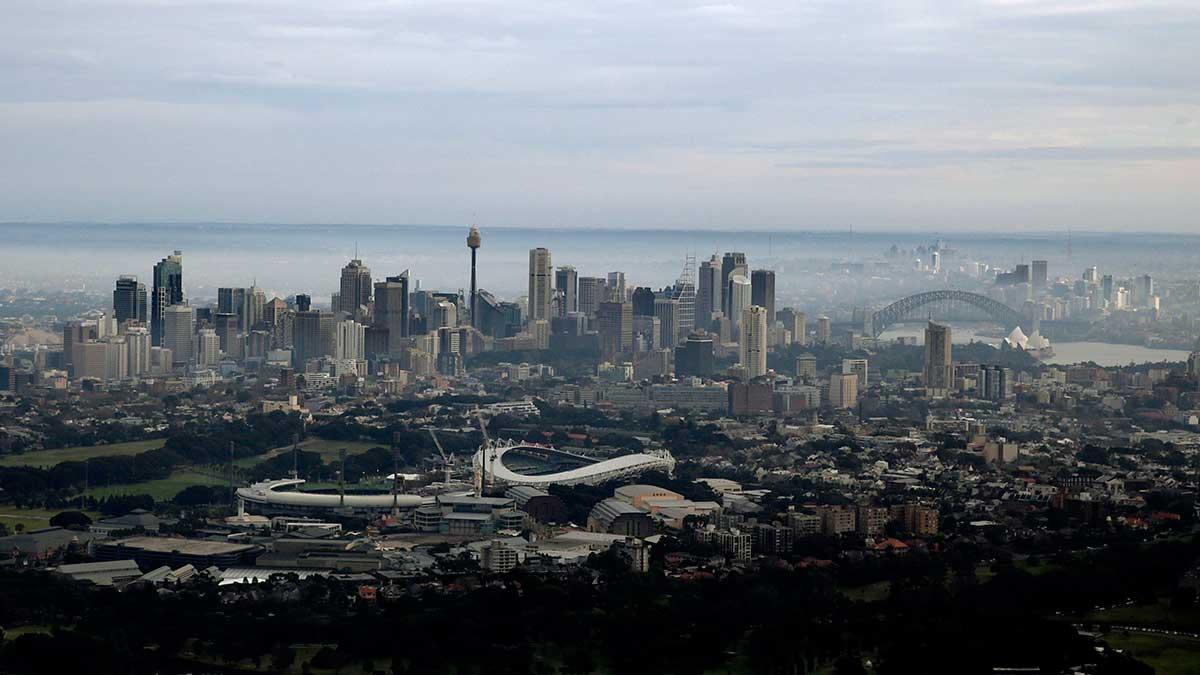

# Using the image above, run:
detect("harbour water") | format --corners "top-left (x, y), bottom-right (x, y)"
top-left (878, 323), bottom-right (1190, 367)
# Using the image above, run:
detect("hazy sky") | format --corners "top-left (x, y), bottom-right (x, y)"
top-left (2, 0), bottom-right (1198, 231)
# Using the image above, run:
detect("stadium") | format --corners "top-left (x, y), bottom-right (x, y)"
top-left (473, 441), bottom-right (675, 488)
top-left (236, 478), bottom-right (425, 517)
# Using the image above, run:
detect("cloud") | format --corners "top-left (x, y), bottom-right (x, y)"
top-left (0, 0), bottom-right (1197, 230)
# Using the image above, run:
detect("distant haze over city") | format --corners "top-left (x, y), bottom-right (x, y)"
top-left (3, 1), bottom-right (1198, 230)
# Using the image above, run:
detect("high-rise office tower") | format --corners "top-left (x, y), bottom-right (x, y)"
top-left (195, 328), bottom-right (220, 367)
top-left (923, 321), bottom-right (953, 397)
top-left (842, 358), bottom-right (869, 391)
top-left (1101, 275), bottom-right (1114, 302)
top-left (217, 287), bottom-right (240, 316)
top-left (103, 337), bottom-right (128, 382)
top-left (151, 250), bottom-right (183, 346)
top-left (125, 326), bottom-right (151, 376)
top-left (828, 373), bottom-right (858, 409)
top-left (606, 271), bottom-right (626, 302)
top-left (1031, 260), bottom-right (1048, 289)
top-left (631, 287), bottom-right (656, 316)
top-left (337, 258), bottom-right (372, 316)
top-left (293, 310), bottom-right (334, 369)
top-left (219, 286), bottom-right (262, 331)
top-left (720, 252), bottom-right (747, 316)
top-left (778, 308), bottom-right (806, 346)
top-left (243, 286), bottom-right (265, 330)
top-left (162, 303), bottom-right (194, 366)
top-left (816, 316), bottom-right (832, 345)
top-left (740, 305), bottom-right (768, 380)
top-left (980, 365), bottom-right (1012, 401)
top-left (113, 276), bottom-right (147, 326)
top-left (213, 313), bottom-right (239, 353)
top-left (727, 274), bottom-right (751, 331)
top-left (750, 269), bottom-right (776, 325)
top-left (334, 320), bottom-right (366, 361)
top-left (632, 315), bottom-right (661, 353)
top-left (696, 254), bottom-right (722, 328)
top-left (294, 294), bottom-right (312, 312)
top-left (1083, 266), bottom-right (1099, 284)
top-left (431, 300), bottom-right (458, 330)
top-left (1135, 274), bottom-right (1154, 307)
top-left (373, 272), bottom-right (410, 352)
top-left (578, 277), bottom-right (607, 316)
top-left (528, 248), bottom-right (553, 322)
top-left (654, 297), bottom-right (680, 349)
top-left (555, 266), bottom-right (578, 316)
top-left (675, 334), bottom-right (715, 377)
top-left (669, 256), bottom-right (696, 343)
top-left (596, 301), bottom-right (632, 358)
top-left (467, 227), bottom-right (481, 327)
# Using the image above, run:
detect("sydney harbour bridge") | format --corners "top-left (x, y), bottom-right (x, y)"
top-left (868, 289), bottom-right (1034, 338)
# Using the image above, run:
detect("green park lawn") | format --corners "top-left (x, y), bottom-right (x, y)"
top-left (83, 469), bottom-right (228, 501)
top-left (0, 439), bottom-right (165, 468)
top-left (1101, 630), bottom-right (1200, 675)
top-left (233, 439), bottom-right (383, 468)
top-left (1080, 598), bottom-right (1200, 631)
top-left (0, 507), bottom-right (102, 534)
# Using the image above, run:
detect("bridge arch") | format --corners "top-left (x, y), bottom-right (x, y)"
top-left (871, 290), bottom-right (1032, 338)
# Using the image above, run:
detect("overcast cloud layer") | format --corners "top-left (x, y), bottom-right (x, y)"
top-left (2, 0), bottom-right (1198, 231)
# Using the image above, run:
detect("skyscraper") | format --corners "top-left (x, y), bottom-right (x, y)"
top-left (721, 252), bottom-right (747, 317)
top-left (816, 316), bottom-right (832, 345)
top-left (335, 320), bottom-right (366, 361)
top-left (696, 254), bottom-right (722, 327)
top-left (606, 271), bottom-right (626, 302)
top-left (653, 297), bottom-right (680, 349)
top-left (337, 258), bottom-right (373, 316)
top-left (1031, 260), bottom-right (1048, 289)
top-left (842, 358), bottom-right (869, 391)
top-left (162, 303), bottom-right (194, 366)
top-left (125, 326), bottom-right (151, 376)
top-left (779, 308), bottom-right (806, 346)
top-left (750, 269), bottom-right (776, 325)
top-left (467, 226), bottom-right (481, 327)
top-left (151, 250), bottom-right (183, 346)
top-left (528, 248), bottom-right (553, 322)
top-left (555, 266), bottom-right (578, 316)
top-left (740, 305), bottom-right (768, 380)
top-left (294, 310), bottom-right (334, 369)
top-left (828, 373), bottom-right (858, 409)
top-left (727, 274), bottom-right (751, 331)
top-left (1135, 274), bottom-right (1154, 307)
top-left (923, 321), bottom-right (953, 397)
top-left (195, 328), bottom-right (220, 367)
top-left (113, 275), bottom-right (147, 325)
top-left (669, 256), bottom-right (696, 342)
top-left (597, 301), bottom-right (632, 358)
top-left (373, 272), bottom-right (409, 352)
top-left (631, 287), bottom-right (656, 316)
top-left (578, 277), bottom-right (607, 316)
top-left (675, 334), bottom-right (715, 378)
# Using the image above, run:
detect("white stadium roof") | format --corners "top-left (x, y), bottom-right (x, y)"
top-left (474, 442), bottom-right (675, 487)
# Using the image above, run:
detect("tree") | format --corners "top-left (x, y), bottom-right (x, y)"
top-left (48, 511), bottom-right (92, 529)
top-left (173, 485), bottom-right (219, 506)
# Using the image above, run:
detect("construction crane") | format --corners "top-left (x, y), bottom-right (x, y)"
top-left (470, 410), bottom-right (494, 497)
top-left (427, 428), bottom-right (454, 485)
